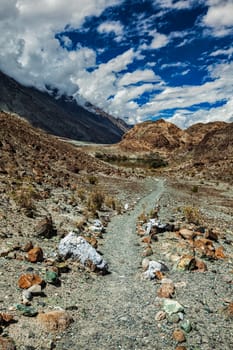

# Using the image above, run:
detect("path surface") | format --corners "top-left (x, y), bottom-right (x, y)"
top-left (59, 179), bottom-right (167, 350)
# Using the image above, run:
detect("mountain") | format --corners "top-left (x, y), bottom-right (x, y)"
top-left (117, 118), bottom-right (233, 182)
top-left (119, 119), bottom-right (189, 153)
top-left (0, 111), bottom-right (116, 186)
top-left (0, 70), bottom-right (129, 144)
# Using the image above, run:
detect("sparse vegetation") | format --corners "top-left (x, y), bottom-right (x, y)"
top-left (88, 175), bottom-right (98, 185)
top-left (183, 206), bottom-right (201, 225)
top-left (87, 190), bottom-right (105, 212)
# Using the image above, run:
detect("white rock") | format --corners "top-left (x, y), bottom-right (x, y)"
top-left (124, 203), bottom-right (129, 210)
top-left (141, 258), bottom-right (150, 271)
top-left (143, 260), bottom-right (169, 280)
top-left (28, 284), bottom-right (42, 295)
top-left (58, 232), bottom-right (108, 271)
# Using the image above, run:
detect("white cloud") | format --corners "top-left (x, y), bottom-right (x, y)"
top-left (210, 46), bottom-right (233, 57)
top-left (0, 0), bottom-right (121, 91)
top-left (150, 32), bottom-right (169, 49)
top-left (118, 69), bottom-right (161, 86)
top-left (202, 0), bottom-right (233, 37)
top-left (155, 0), bottom-right (196, 10)
top-left (97, 20), bottom-right (124, 42)
top-left (168, 98), bottom-right (233, 129)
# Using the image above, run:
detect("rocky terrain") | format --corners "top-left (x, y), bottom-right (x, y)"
top-left (0, 111), bottom-right (232, 349)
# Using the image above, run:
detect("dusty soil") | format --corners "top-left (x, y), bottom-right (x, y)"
top-left (0, 175), bottom-right (232, 350)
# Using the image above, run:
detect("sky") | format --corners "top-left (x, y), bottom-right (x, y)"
top-left (0, 0), bottom-right (233, 128)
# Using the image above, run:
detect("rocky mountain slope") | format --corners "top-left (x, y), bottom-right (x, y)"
top-left (118, 119), bottom-right (233, 182)
top-left (0, 70), bottom-right (128, 144)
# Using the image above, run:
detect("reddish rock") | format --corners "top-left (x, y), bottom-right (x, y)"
top-left (155, 271), bottom-right (165, 280)
top-left (215, 246), bottom-right (226, 259)
top-left (141, 236), bottom-right (152, 244)
top-left (175, 347), bottom-right (187, 350)
top-left (0, 313), bottom-right (14, 325)
top-left (0, 337), bottom-right (16, 350)
top-left (142, 246), bottom-right (153, 257)
top-left (194, 238), bottom-right (215, 258)
top-left (27, 247), bottom-right (43, 263)
top-left (37, 310), bottom-right (73, 331)
top-left (173, 329), bottom-right (186, 343)
top-left (157, 282), bottom-right (175, 298)
top-left (18, 273), bottom-right (43, 289)
top-left (195, 259), bottom-right (208, 272)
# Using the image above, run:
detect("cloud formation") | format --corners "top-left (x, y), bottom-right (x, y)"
top-left (0, 0), bottom-right (233, 128)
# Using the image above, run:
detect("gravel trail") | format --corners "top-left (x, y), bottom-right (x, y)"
top-left (58, 179), bottom-right (166, 350)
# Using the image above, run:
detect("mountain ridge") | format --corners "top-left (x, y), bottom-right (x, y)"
top-left (0, 70), bottom-right (128, 144)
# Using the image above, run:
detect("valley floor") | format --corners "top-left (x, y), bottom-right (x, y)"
top-left (0, 176), bottom-right (232, 349)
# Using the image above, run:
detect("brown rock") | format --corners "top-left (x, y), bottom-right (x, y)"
top-left (155, 271), bottom-right (165, 280)
top-left (205, 229), bottom-right (218, 242)
top-left (0, 336), bottom-right (16, 350)
top-left (195, 259), bottom-right (208, 272)
top-left (37, 310), bottom-right (73, 332)
top-left (225, 302), bottom-right (233, 318)
top-left (35, 215), bottom-right (56, 238)
top-left (27, 247), bottom-right (43, 263)
top-left (215, 246), bottom-right (226, 259)
top-left (141, 236), bottom-right (152, 244)
top-left (175, 347), bottom-right (187, 350)
top-left (179, 228), bottom-right (196, 240)
top-left (173, 329), bottom-right (186, 343)
top-left (0, 313), bottom-right (14, 325)
top-left (22, 241), bottom-right (33, 252)
top-left (157, 282), bottom-right (175, 298)
top-left (18, 273), bottom-right (43, 289)
top-left (142, 246), bottom-right (153, 257)
top-left (194, 238), bottom-right (215, 258)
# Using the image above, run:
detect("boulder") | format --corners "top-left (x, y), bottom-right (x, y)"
top-left (27, 247), bottom-right (43, 263)
top-left (18, 273), bottom-right (43, 289)
top-left (58, 232), bottom-right (108, 273)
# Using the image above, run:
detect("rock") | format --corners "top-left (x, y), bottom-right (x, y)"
top-left (45, 270), bottom-right (59, 285)
top-left (83, 236), bottom-right (98, 249)
top-left (27, 247), bottom-right (44, 263)
top-left (179, 228), bottom-right (196, 240)
top-left (215, 246), bottom-right (226, 259)
top-left (141, 236), bottom-right (152, 244)
top-left (224, 302), bottom-right (233, 319)
top-left (154, 271), bottom-right (165, 280)
top-left (35, 215), bottom-right (56, 238)
top-left (141, 258), bottom-right (150, 271)
top-left (58, 232), bottom-right (108, 272)
top-left (173, 329), bottom-right (186, 343)
top-left (22, 290), bottom-right (32, 303)
top-left (157, 282), bottom-right (175, 298)
top-left (0, 336), bottom-right (16, 350)
top-left (176, 255), bottom-right (196, 271)
top-left (89, 219), bottom-right (103, 233)
top-left (18, 273), bottom-right (43, 289)
top-left (0, 313), bottom-right (14, 325)
top-left (194, 238), bottom-right (215, 258)
top-left (37, 310), bottom-right (73, 332)
top-left (27, 284), bottom-right (42, 295)
top-left (142, 246), bottom-right (153, 257)
top-left (205, 229), bottom-right (218, 242)
top-left (22, 241), bottom-right (34, 252)
top-left (195, 259), bottom-right (207, 272)
top-left (155, 311), bottom-right (166, 321)
top-left (163, 299), bottom-right (184, 315)
top-left (143, 261), bottom-right (169, 280)
top-left (16, 304), bottom-right (38, 317)
top-left (180, 319), bottom-right (192, 333)
top-left (55, 262), bottom-right (70, 273)
top-left (175, 346), bottom-right (187, 350)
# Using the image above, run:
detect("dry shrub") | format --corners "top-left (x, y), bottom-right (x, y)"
top-left (77, 188), bottom-right (86, 201)
top-left (87, 190), bottom-right (105, 211)
top-left (12, 183), bottom-right (40, 213)
top-left (88, 175), bottom-right (98, 185)
top-left (137, 211), bottom-right (148, 223)
top-left (183, 206), bottom-right (201, 225)
top-left (104, 196), bottom-right (116, 210)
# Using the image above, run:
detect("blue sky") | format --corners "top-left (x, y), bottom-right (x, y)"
top-left (1, 0), bottom-right (233, 127)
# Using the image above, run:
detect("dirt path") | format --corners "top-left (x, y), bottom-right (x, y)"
top-left (57, 179), bottom-right (166, 350)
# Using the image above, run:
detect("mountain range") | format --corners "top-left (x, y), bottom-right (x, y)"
top-left (0, 70), bottom-right (128, 144)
